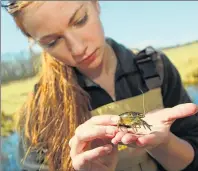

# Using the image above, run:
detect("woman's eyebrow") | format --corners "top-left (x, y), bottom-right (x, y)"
top-left (68, 4), bottom-right (84, 25)
top-left (37, 4), bottom-right (84, 42)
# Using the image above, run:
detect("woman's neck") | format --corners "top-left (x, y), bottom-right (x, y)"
top-left (100, 43), bottom-right (117, 77)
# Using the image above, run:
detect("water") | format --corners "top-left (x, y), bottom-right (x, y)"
top-left (1, 133), bottom-right (20, 171)
top-left (186, 85), bottom-right (198, 104)
top-left (1, 85), bottom-right (198, 171)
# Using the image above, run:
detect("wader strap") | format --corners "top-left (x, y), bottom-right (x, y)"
top-left (134, 47), bottom-right (164, 90)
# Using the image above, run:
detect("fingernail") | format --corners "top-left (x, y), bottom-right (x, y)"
top-left (111, 138), bottom-right (119, 145)
top-left (136, 140), bottom-right (144, 147)
top-left (104, 144), bottom-right (112, 153)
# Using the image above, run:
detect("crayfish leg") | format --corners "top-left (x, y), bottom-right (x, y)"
top-left (142, 120), bottom-right (152, 131)
top-left (138, 119), bottom-right (152, 131)
top-left (131, 124), bottom-right (138, 134)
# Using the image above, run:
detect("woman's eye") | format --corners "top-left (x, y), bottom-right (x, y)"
top-left (73, 13), bottom-right (88, 27)
top-left (45, 39), bottom-right (59, 48)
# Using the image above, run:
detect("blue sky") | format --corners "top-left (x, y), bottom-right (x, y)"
top-left (1, 1), bottom-right (198, 54)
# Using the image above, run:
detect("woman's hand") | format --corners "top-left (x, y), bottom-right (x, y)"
top-left (111, 103), bottom-right (198, 150)
top-left (69, 115), bottom-right (120, 171)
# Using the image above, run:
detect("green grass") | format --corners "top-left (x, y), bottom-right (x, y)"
top-left (1, 76), bottom-right (39, 115)
top-left (1, 76), bottom-right (40, 136)
top-left (162, 41), bottom-right (198, 84)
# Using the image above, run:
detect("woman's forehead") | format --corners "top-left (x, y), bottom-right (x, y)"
top-left (22, 1), bottom-right (87, 39)
top-left (23, 1), bottom-right (85, 17)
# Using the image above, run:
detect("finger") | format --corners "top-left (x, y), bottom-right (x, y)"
top-left (136, 134), bottom-right (157, 147)
top-left (162, 103), bottom-right (198, 123)
top-left (121, 133), bottom-right (139, 145)
top-left (70, 136), bottom-right (88, 158)
top-left (75, 125), bottom-right (118, 142)
top-left (111, 131), bottom-right (126, 145)
top-left (71, 125), bottom-right (117, 157)
top-left (86, 115), bottom-right (120, 126)
top-left (72, 144), bottom-right (113, 170)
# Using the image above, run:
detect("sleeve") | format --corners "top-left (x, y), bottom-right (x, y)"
top-left (160, 53), bottom-right (198, 171)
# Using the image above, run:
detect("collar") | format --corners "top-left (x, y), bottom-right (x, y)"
top-left (75, 38), bottom-right (138, 88)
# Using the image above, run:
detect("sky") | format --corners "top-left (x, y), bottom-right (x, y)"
top-left (1, 1), bottom-right (198, 54)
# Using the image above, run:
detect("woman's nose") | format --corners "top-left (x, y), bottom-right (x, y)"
top-left (65, 32), bottom-right (87, 58)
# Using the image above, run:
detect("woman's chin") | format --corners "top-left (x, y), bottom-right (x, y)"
top-left (78, 57), bottom-right (103, 71)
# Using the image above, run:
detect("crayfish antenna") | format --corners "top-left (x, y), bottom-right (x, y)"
top-left (138, 88), bottom-right (146, 115)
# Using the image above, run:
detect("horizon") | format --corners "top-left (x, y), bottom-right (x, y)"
top-left (2, 39), bottom-right (198, 62)
top-left (2, 38), bottom-right (198, 55)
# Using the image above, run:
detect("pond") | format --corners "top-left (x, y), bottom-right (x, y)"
top-left (1, 85), bottom-right (198, 171)
top-left (1, 133), bottom-right (20, 171)
top-left (186, 85), bottom-right (198, 104)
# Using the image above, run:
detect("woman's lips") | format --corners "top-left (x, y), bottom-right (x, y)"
top-left (80, 49), bottom-right (97, 65)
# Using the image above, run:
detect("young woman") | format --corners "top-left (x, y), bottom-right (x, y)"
top-left (3, 1), bottom-right (198, 171)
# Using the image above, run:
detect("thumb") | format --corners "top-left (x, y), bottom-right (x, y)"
top-left (162, 103), bottom-right (198, 123)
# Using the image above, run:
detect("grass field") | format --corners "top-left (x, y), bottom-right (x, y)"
top-left (1, 41), bottom-right (198, 118)
top-left (162, 41), bottom-right (198, 84)
top-left (1, 76), bottom-right (39, 115)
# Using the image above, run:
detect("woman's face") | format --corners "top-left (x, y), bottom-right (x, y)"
top-left (21, 1), bottom-right (106, 71)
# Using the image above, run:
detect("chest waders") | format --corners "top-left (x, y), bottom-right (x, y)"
top-left (91, 47), bottom-right (164, 171)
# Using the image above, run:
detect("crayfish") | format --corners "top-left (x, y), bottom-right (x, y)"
top-left (117, 111), bottom-right (152, 133)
